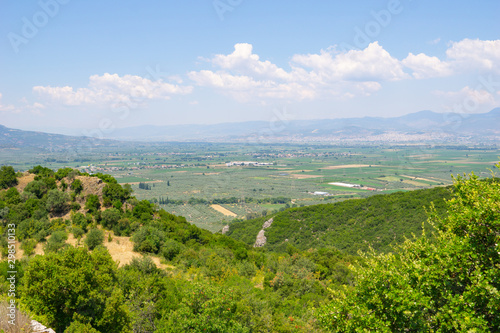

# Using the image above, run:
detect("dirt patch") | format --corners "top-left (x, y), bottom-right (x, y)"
top-left (400, 175), bottom-right (442, 183)
top-left (75, 175), bottom-right (106, 199)
top-left (15, 173), bottom-right (35, 192)
top-left (321, 164), bottom-right (372, 170)
top-left (210, 204), bottom-right (237, 217)
top-left (290, 174), bottom-right (323, 179)
top-left (193, 172), bottom-right (221, 175)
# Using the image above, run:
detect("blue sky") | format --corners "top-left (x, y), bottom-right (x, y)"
top-left (0, 0), bottom-right (499, 134)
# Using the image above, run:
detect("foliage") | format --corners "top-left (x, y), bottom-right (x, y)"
top-left (64, 320), bottom-right (101, 333)
top-left (20, 246), bottom-right (131, 332)
top-left (317, 168), bottom-right (500, 332)
top-left (85, 228), bottom-right (105, 250)
top-left (70, 178), bottom-right (83, 194)
top-left (45, 189), bottom-right (70, 215)
top-left (85, 194), bottom-right (101, 213)
top-left (44, 230), bottom-right (68, 253)
top-left (155, 282), bottom-right (249, 333)
top-left (228, 186), bottom-right (451, 254)
top-left (0, 165), bottom-right (18, 189)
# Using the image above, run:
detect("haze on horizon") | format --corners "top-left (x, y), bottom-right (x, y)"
top-left (1, 0), bottom-right (499, 136)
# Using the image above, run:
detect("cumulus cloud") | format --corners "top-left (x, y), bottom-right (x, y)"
top-left (401, 39), bottom-right (500, 79)
top-left (402, 53), bottom-right (452, 79)
top-left (188, 42), bottom-right (401, 101)
top-left (33, 73), bottom-right (193, 107)
top-left (292, 42), bottom-right (408, 82)
top-left (446, 39), bottom-right (500, 74)
top-left (433, 86), bottom-right (499, 112)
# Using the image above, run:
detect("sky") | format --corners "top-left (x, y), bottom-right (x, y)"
top-left (0, 0), bottom-right (499, 135)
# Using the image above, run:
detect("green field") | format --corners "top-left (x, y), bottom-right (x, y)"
top-left (2, 143), bottom-right (499, 231)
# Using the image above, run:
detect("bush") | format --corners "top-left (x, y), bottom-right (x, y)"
top-left (71, 179), bottom-right (83, 194)
top-left (85, 194), bottom-right (101, 213)
top-left (64, 321), bottom-right (101, 333)
top-left (21, 238), bottom-right (38, 256)
top-left (132, 226), bottom-right (165, 254)
top-left (0, 166), bottom-right (18, 189)
top-left (44, 230), bottom-right (68, 253)
top-left (46, 189), bottom-right (70, 215)
top-left (161, 238), bottom-right (183, 261)
top-left (72, 212), bottom-right (91, 232)
top-left (85, 229), bottom-right (104, 250)
top-left (72, 226), bottom-right (85, 240)
top-left (101, 208), bottom-right (121, 229)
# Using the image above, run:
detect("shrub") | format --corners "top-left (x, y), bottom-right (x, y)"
top-left (85, 228), bottom-right (104, 250)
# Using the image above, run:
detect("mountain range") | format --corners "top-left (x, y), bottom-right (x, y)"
top-left (1, 108), bottom-right (499, 147)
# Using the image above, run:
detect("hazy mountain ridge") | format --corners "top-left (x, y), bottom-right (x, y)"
top-left (1, 108), bottom-right (499, 145)
top-left (106, 108), bottom-right (500, 142)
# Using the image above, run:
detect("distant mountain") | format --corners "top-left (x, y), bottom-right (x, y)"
top-left (103, 108), bottom-right (500, 142)
top-left (3, 108), bottom-right (499, 145)
top-left (0, 124), bottom-right (119, 150)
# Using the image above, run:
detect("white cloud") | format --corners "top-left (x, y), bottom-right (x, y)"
top-left (292, 42), bottom-right (408, 82)
top-left (402, 53), bottom-right (452, 79)
top-left (33, 73), bottom-right (193, 107)
top-left (433, 86), bottom-right (499, 112)
top-left (212, 43), bottom-right (291, 80)
top-left (0, 93), bottom-right (17, 113)
top-left (189, 42), bottom-right (400, 101)
top-left (446, 39), bottom-right (500, 74)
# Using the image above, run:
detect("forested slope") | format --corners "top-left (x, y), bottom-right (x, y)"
top-left (227, 187), bottom-right (452, 254)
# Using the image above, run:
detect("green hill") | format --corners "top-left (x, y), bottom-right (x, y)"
top-left (226, 186), bottom-right (452, 254)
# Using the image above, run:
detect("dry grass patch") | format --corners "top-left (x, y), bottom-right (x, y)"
top-left (210, 204), bottom-right (237, 217)
top-left (15, 173), bottom-right (35, 192)
top-left (320, 164), bottom-right (372, 170)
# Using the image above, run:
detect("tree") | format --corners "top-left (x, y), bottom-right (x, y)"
top-left (71, 178), bottom-right (83, 194)
top-left (44, 230), bottom-right (68, 253)
top-left (46, 189), bottom-right (70, 215)
top-left (0, 166), bottom-right (17, 189)
top-left (21, 246), bottom-right (131, 332)
top-left (317, 166), bottom-right (500, 332)
top-left (85, 228), bottom-right (105, 250)
top-left (85, 194), bottom-right (101, 213)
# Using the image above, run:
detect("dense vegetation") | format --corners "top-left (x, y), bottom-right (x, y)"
top-left (0, 164), bottom-right (498, 332)
top-left (227, 186), bottom-right (452, 254)
top-left (0, 166), bottom-right (356, 332)
top-left (317, 170), bottom-right (500, 331)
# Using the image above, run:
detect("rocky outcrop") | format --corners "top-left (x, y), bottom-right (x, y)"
top-left (32, 320), bottom-right (56, 333)
top-left (221, 225), bottom-right (230, 234)
top-left (262, 217), bottom-right (273, 229)
top-left (253, 218), bottom-right (274, 247)
top-left (254, 230), bottom-right (267, 247)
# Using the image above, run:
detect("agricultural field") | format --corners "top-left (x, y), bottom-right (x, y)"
top-left (2, 143), bottom-right (499, 231)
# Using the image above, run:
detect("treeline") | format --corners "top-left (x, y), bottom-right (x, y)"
top-left (138, 182), bottom-right (153, 190)
top-left (157, 195), bottom-right (291, 205)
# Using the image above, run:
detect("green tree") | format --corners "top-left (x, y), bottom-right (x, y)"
top-left (71, 178), bottom-right (83, 194)
top-left (46, 189), bottom-right (70, 215)
top-left (85, 228), bottom-right (105, 250)
top-left (317, 167), bottom-right (500, 332)
top-left (64, 321), bottom-right (101, 333)
top-left (85, 194), bottom-right (101, 213)
top-left (44, 230), bottom-right (68, 253)
top-left (0, 165), bottom-right (18, 189)
top-left (21, 246), bottom-right (131, 332)
top-left (156, 282), bottom-right (248, 333)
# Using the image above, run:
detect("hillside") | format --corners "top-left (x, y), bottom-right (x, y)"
top-left (226, 186), bottom-right (452, 254)
top-left (0, 124), bottom-right (121, 150)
